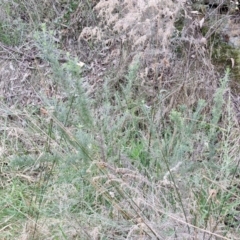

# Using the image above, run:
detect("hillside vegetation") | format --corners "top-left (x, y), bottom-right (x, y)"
top-left (0, 0), bottom-right (240, 239)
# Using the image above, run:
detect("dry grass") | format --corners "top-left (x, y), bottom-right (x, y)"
top-left (78, 0), bottom-right (222, 116)
top-left (0, 0), bottom-right (240, 239)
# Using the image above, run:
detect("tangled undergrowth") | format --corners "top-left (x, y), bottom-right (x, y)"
top-left (0, 0), bottom-right (240, 239)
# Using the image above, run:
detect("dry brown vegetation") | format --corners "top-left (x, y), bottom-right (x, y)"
top-left (0, 0), bottom-right (240, 239)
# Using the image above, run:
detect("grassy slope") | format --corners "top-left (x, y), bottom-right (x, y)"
top-left (0, 0), bottom-right (240, 239)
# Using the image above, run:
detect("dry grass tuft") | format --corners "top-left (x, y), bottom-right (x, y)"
top-left (78, 0), bottom-right (222, 116)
